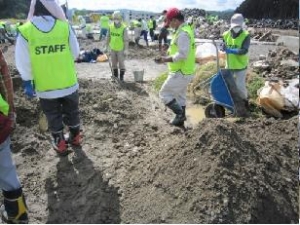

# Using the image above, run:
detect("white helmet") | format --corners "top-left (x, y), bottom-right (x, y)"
top-left (112, 11), bottom-right (122, 20)
top-left (187, 16), bottom-right (193, 24)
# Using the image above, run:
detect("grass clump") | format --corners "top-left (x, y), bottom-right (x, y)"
top-left (247, 71), bottom-right (265, 100)
top-left (152, 71), bottom-right (168, 92)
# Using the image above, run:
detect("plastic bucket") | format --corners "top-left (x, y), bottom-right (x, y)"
top-left (133, 70), bottom-right (144, 82)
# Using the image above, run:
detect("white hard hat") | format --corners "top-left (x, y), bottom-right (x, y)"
top-left (112, 11), bottom-right (122, 20)
top-left (187, 16), bottom-right (193, 24)
top-left (230, 13), bottom-right (244, 28)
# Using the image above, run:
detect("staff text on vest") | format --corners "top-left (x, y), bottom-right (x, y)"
top-left (35, 44), bottom-right (66, 55)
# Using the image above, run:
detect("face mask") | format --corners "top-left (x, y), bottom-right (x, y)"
top-left (114, 20), bottom-right (121, 25)
top-left (232, 27), bottom-right (242, 33)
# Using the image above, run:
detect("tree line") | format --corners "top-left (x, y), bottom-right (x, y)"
top-left (236, 0), bottom-right (299, 19)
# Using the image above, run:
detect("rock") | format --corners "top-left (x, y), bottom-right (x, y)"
top-left (259, 54), bottom-right (267, 60)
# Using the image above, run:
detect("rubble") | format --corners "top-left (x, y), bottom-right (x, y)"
top-left (248, 19), bottom-right (298, 30)
top-left (252, 47), bottom-right (299, 80)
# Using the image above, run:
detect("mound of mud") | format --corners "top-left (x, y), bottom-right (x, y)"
top-left (4, 78), bottom-right (297, 224)
top-left (120, 118), bottom-right (298, 223)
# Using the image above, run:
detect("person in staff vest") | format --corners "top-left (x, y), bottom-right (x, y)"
top-left (16, 0), bottom-right (81, 156)
top-left (220, 13), bottom-right (250, 108)
top-left (99, 14), bottom-right (110, 41)
top-left (0, 47), bottom-right (29, 224)
top-left (148, 16), bottom-right (155, 42)
top-left (155, 8), bottom-right (195, 127)
top-left (106, 11), bottom-right (129, 82)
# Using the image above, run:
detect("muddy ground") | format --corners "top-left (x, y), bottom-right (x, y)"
top-left (0, 34), bottom-right (298, 223)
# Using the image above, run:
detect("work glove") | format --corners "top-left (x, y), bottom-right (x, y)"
top-left (219, 43), bottom-right (226, 52)
top-left (23, 80), bottom-right (36, 98)
top-left (225, 48), bottom-right (239, 55)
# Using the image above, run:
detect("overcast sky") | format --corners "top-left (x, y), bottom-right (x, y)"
top-left (66, 0), bottom-right (245, 12)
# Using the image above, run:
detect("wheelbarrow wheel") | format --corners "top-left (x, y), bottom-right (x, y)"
top-left (205, 103), bottom-right (225, 118)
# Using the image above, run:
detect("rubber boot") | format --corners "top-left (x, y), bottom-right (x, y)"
top-left (166, 99), bottom-right (185, 126)
top-left (1, 187), bottom-right (28, 224)
top-left (52, 132), bottom-right (68, 156)
top-left (69, 127), bottom-right (82, 146)
top-left (113, 69), bottom-right (118, 78)
top-left (182, 106), bottom-right (187, 121)
top-left (120, 69), bottom-right (125, 82)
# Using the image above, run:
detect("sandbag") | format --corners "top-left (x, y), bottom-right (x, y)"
top-left (97, 54), bottom-right (108, 62)
top-left (195, 43), bottom-right (225, 63)
top-left (257, 81), bottom-right (285, 118)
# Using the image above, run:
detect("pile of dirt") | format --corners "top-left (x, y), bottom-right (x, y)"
top-left (265, 47), bottom-right (298, 80)
top-left (252, 47), bottom-right (299, 80)
top-left (3, 76), bottom-right (297, 223)
top-left (251, 29), bottom-right (278, 42)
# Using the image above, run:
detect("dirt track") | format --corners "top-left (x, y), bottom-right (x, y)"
top-left (0, 36), bottom-right (298, 223)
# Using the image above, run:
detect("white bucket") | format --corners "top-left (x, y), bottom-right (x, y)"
top-left (133, 70), bottom-right (144, 82)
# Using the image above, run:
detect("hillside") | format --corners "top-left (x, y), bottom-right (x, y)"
top-left (0, 0), bottom-right (30, 19)
top-left (236, 0), bottom-right (299, 19)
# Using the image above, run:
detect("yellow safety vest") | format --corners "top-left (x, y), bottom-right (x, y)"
top-left (109, 24), bottom-right (126, 51)
top-left (168, 25), bottom-right (196, 75)
top-left (18, 20), bottom-right (77, 92)
top-left (0, 94), bottom-right (9, 116)
top-left (0, 22), bottom-right (5, 29)
top-left (223, 30), bottom-right (249, 70)
top-left (100, 16), bottom-right (110, 29)
top-left (148, 19), bottom-right (154, 29)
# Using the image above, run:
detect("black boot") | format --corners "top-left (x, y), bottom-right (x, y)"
top-left (120, 69), bottom-right (125, 82)
top-left (182, 106), bottom-right (187, 121)
top-left (166, 99), bottom-right (185, 126)
top-left (113, 69), bottom-right (118, 78)
top-left (69, 127), bottom-right (81, 146)
top-left (1, 187), bottom-right (28, 224)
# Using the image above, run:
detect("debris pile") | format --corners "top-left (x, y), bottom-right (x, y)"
top-left (248, 19), bottom-right (298, 30)
top-left (181, 8), bottom-right (206, 18)
top-left (251, 29), bottom-right (278, 42)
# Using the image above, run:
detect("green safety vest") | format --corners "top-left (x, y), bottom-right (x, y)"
top-left (223, 30), bottom-right (249, 70)
top-left (0, 94), bottom-right (9, 116)
top-left (109, 24), bottom-right (125, 51)
top-left (148, 19), bottom-right (154, 29)
top-left (18, 20), bottom-right (77, 92)
top-left (86, 24), bottom-right (92, 33)
top-left (100, 16), bottom-right (110, 29)
top-left (167, 25), bottom-right (196, 75)
top-left (0, 22), bottom-right (5, 29)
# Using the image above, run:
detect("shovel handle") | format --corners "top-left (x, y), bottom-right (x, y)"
top-left (212, 39), bottom-right (220, 71)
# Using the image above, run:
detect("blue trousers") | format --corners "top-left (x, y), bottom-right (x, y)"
top-left (0, 137), bottom-right (21, 191)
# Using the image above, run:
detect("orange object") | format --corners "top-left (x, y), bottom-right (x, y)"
top-left (97, 54), bottom-right (108, 62)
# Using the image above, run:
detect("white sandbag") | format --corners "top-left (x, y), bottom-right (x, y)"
top-left (257, 81), bottom-right (285, 118)
top-left (196, 43), bottom-right (217, 59)
top-left (280, 79), bottom-right (299, 108)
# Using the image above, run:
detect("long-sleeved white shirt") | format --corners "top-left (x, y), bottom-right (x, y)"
top-left (15, 16), bottom-right (80, 99)
top-left (141, 20), bottom-right (148, 31)
top-left (172, 24), bottom-right (190, 63)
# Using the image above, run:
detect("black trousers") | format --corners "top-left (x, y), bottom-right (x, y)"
top-left (39, 91), bottom-right (80, 133)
